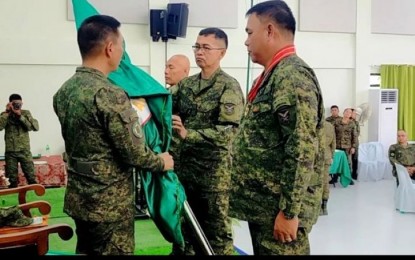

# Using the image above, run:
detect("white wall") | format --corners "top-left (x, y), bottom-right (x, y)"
top-left (0, 0), bottom-right (414, 155)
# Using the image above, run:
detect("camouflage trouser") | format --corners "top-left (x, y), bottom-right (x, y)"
top-left (301, 185), bottom-right (323, 229)
top-left (322, 163), bottom-right (331, 200)
top-left (5, 150), bottom-right (37, 188)
top-left (181, 189), bottom-right (234, 255)
top-left (73, 216), bottom-right (135, 255)
top-left (248, 220), bottom-right (310, 255)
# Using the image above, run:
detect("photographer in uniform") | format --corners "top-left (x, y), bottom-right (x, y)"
top-left (0, 94), bottom-right (39, 188)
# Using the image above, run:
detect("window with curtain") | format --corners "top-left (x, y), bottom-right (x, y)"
top-left (380, 65), bottom-right (415, 140)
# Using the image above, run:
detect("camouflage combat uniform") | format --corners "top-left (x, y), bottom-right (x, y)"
top-left (325, 115), bottom-right (340, 125)
top-left (0, 109), bottom-right (39, 188)
top-left (388, 143), bottom-right (415, 185)
top-left (53, 67), bottom-right (165, 255)
top-left (168, 84), bottom-right (182, 173)
top-left (351, 118), bottom-right (360, 179)
top-left (323, 121), bottom-right (336, 201)
top-left (229, 54), bottom-right (325, 255)
top-left (172, 68), bottom-right (244, 255)
top-left (333, 117), bottom-right (357, 168)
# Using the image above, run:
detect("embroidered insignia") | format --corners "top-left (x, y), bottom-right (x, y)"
top-left (132, 121), bottom-right (143, 138)
top-left (224, 103), bottom-right (235, 115)
top-left (278, 110), bottom-right (290, 124)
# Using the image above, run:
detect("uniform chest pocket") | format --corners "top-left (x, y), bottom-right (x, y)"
top-left (251, 101), bottom-right (272, 115)
top-left (197, 100), bottom-right (219, 113)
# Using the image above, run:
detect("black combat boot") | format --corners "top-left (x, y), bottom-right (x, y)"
top-left (329, 174), bottom-right (338, 185)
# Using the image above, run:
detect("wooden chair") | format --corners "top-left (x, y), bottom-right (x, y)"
top-left (0, 184), bottom-right (73, 255)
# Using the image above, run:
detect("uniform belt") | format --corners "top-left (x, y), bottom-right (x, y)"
top-left (68, 159), bottom-right (98, 174)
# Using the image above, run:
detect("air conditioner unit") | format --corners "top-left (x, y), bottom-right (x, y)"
top-left (368, 88), bottom-right (399, 155)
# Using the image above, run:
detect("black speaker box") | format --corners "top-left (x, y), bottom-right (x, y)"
top-left (166, 3), bottom-right (189, 39)
top-left (150, 9), bottom-right (167, 42)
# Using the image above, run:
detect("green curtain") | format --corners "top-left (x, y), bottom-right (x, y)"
top-left (380, 65), bottom-right (415, 140)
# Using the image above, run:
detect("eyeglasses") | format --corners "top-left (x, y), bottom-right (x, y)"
top-left (192, 45), bottom-right (226, 53)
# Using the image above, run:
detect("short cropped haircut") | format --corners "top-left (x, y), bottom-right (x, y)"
top-left (77, 15), bottom-right (121, 59)
top-left (199, 27), bottom-right (228, 48)
top-left (9, 94), bottom-right (22, 102)
top-left (330, 105), bottom-right (339, 110)
top-left (246, 0), bottom-right (296, 36)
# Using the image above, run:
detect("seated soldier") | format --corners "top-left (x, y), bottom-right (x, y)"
top-left (388, 129), bottom-right (415, 186)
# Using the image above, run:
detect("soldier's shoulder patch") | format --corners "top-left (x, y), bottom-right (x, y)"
top-left (132, 121), bottom-right (143, 139)
top-left (278, 110), bottom-right (290, 125)
top-left (277, 105), bottom-right (291, 125)
top-left (390, 152), bottom-right (395, 157)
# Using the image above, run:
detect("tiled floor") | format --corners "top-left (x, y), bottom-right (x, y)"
top-left (309, 178), bottom-right (415, 255)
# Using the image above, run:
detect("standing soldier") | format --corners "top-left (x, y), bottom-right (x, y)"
top-left (53, 15), bottom-right (174, 255)
top-left (325, 105), bottom-right (341, 124)
top-left (229, 0), bottom-right (325, 255)
top-left (350, 108), bottom-right (360, 180)
top-left (321, 120), bottom-right (336, 216)
top-left (0, 93), bottom-right (39, 188)
top-left (333, 108), bottom-right (357, 185)
top-left (171, 27), bottom-right (244, 255)
top-left (388, 130), bottom-right (415, 186)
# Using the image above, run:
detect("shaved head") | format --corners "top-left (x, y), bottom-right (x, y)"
top-left (165, 54), bottom-right (190, 86)
top-left (397, 130), bottom-right (408, 145)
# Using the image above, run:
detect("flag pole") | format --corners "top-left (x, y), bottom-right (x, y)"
top-left (183, 201), bottom-right (215, 255)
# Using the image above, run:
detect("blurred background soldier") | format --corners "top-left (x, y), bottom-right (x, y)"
top-left (325, 105), bottom-right (341, 124)
top-left (321, 120), bottom-right (336, 216)
top-left (0, 93), bottom-right (39, 188)
top-left (350, 108), bottom-right (360, 180)
top-left (333, 108), bottom-right (357, 185)
top-left (388, 129), bottom-right (415, 186)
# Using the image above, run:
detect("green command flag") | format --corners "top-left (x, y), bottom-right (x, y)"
top-left (72, 0), bottom-right (186, 246)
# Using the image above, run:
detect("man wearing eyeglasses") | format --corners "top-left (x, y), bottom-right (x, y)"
top-left (171, 27), bottom-right (245, 255)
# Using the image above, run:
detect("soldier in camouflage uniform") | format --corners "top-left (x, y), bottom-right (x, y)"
top-left (325, 105), bottom-right (341, 124)
top-left (53, 15), bottom-right (174, 255)
top-left (333, 108), bottom-right (357, 185)
top-left (388, 130), bottom-right (415, 186)
top-left (350, 108), bottom-right (360, 180)
top-left (171, 28), bottom-right (244, 255)
top-left (0, 94), bottom-right (39, 188)
top-left (320, 120), bottom-right (336, 216)
top-left (229, 1), bottom-right (325, 255)
top-left (165, 54), bottom-right (190, 174)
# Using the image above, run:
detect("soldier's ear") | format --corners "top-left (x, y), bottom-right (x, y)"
top-left (104, 41), bottom-right (114, 58)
